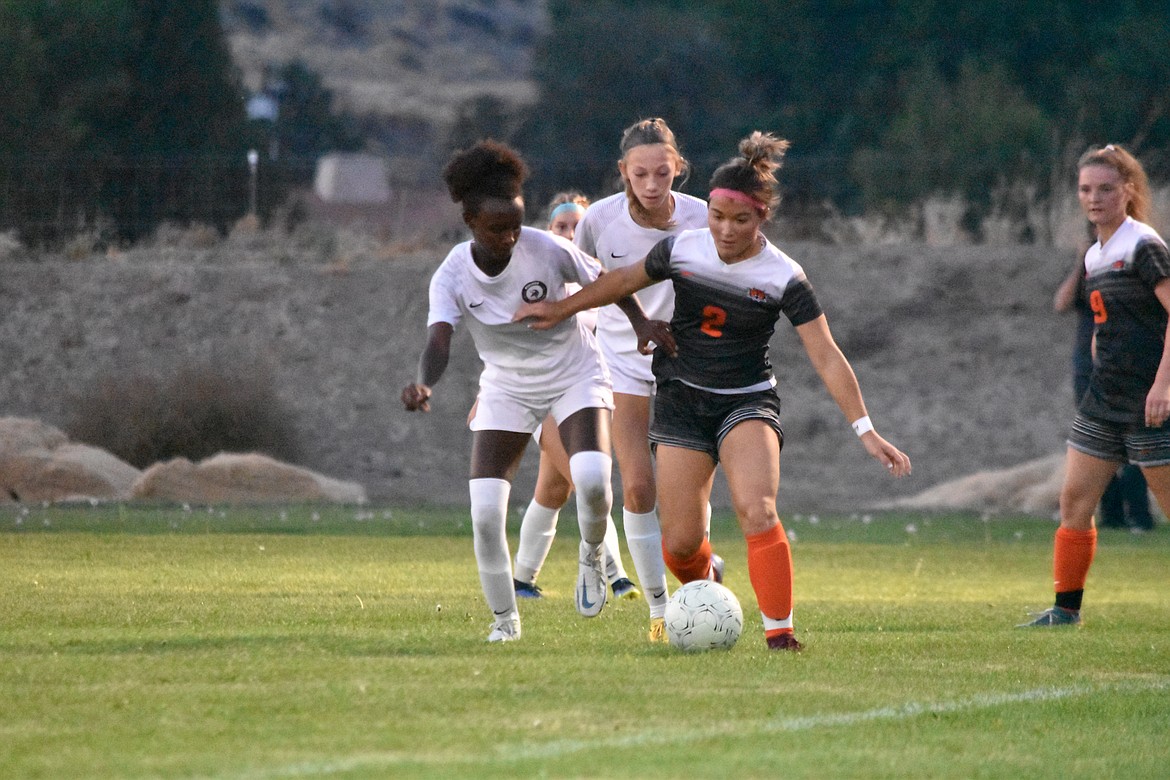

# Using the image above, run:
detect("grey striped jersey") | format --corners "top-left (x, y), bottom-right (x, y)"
top-left (1081, 217), bottom-right (1170, 423)
top-left (643, 229), bottom-right (823, 391)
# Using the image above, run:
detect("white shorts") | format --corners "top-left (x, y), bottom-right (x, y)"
top-left (599, 338), bottom-right (656, 397)
top-left (471, 374), bottom-right (614, 434)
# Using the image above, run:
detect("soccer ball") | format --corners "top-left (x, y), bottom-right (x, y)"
top-left (664, 580), bottom-right (743, 652)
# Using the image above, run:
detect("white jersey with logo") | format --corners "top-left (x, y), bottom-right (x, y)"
top-left (427, 226), bottom-right (607, 401)
top-left (574, 191), bottom-right (708, 376)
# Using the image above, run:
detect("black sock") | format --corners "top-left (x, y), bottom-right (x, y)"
top-left (1055, 590), bottom-right (1083, 612)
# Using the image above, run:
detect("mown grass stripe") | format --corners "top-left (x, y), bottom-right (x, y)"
top-left (236, 677), bottom-right (1169, 778)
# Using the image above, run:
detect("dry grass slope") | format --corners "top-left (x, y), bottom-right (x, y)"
top-left (0, 223), bottom-right (1079, 512)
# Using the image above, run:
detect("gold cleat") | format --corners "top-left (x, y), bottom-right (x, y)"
top-left (648, 616), bottom-right (667, 643)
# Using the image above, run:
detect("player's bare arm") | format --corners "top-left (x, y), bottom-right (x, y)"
top-left (795, 315), bottom-right (911, 477)
top-left (401, 322), bottom-right (453, 412)
top-left (1146, 278), bottom-right (1170, 427)
top-left (515, 262), bottom-right (653, 329)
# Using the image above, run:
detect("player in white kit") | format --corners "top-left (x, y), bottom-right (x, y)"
top-left (509, 192), bottom-right (641, 602)
top-left (401, 140), bottom-right (659, 642)
top-left (573, 118), bottom-right (709, 642)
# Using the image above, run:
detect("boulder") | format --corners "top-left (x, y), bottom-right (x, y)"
top-left (880, 453), bottom-right (1065, 516)
top-left (131, 452), bottom-right (367, 504)
top-left (0, 417), bottom-right (141, 503)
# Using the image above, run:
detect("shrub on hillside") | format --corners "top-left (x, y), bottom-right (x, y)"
top-left (66, 360), bottom-right (300, 469)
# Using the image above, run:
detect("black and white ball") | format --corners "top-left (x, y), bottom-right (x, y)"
top-left (664, 580), bottom-right (743, 651)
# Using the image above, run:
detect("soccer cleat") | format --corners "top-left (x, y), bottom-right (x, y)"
top-left (1017, 606), bottom-right (1081, 627)
top-left (611, 577), bottom-right (641, 601)
top-left (648, 616), bottom-right (667, 643)
top-left (576, 541), bottom-right (607, 618)
top-left (513, 579), bottom-right (543, 599)
top-left (1130, 515), bottom-right (1156, 532)
top-left (710, 554), bottom-right (725, 584)
top-left (766, 632), bottom-right (803, 652)
top-left (487, 617), bottom-right (521, 643)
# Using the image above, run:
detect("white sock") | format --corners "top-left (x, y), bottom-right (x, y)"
top-left (762, 611), bottom-right (794, 631)
top-left (569, 451), bottom-right (612, 546)
top-left (514, 500), bottom-right (559, 585)
top-left (469, 478), bottom-right (517, 620)
top-left (624, 507), bottom-right (669, 618)
top-left (705, 501), bottom-right (712, 538)
top-left (602, 515), bottom-right (628, 582)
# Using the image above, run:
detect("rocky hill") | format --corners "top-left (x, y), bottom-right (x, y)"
top-left (223, 0), bottom-right (545, 174)
top-left (0, 225), bottom-right (1079, 513)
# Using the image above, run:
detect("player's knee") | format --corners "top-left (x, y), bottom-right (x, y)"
top-left (661, 529), bottom-right (703, 562)
top-left (1058, 482), bottom-right (1100, 529)
top-left (569, 450), bottom-right (613, 513)
top-left (622, 480), bottom-right (656, 513)
top-left (734, 498), bottom-right (779, 535)
top-left (469, 478), bottom-right (510, 568)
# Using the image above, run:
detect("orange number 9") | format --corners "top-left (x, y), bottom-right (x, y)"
top-left (1089, 289), bottom-right (1107, 324)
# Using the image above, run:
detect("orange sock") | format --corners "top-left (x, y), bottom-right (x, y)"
top-left (662, 537), bottom-right (713, 583)
top-left (746, 523), bottom-right (793, 635)
top-left (1053, 526), bottom-right (1096, 594)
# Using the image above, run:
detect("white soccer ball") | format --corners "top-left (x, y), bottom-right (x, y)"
top-left (664, 580), bottom-right (744, 652)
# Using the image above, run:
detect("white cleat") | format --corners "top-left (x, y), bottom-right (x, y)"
top-left (575, 540), bottom-right (607, 618)
top-left (487, 616), bottom-right (521, 643)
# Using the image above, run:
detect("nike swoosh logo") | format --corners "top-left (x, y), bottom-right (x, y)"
top-left (494, 608), bottom-right (511, 616)
top-left (651, 590), bottom-right (666, 600)
top-left (469, 301), bottom-right (484, 308)
top-left (579, 581), bottom-right (596, 609)
top-left (610, 252), bottom-right (628, 259)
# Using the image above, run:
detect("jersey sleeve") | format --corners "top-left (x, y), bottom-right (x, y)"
top-left (563, 241), bottom-right (604, 285)
top-left (1134, 239), bottom-right (1170, 289)
top-left (781, 276), bottom-right (823, 326)
top-left (643, 236), bottom-right (677, 282)
top-left (426, 260), bottom-right (462, 328)
top-left (574, 210), bottom-right (599, 257)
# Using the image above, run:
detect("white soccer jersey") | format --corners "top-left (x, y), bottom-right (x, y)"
top-left (427, 226), bottom-right (607, 400)
top-left (574, 191), bottom-right (708, 368)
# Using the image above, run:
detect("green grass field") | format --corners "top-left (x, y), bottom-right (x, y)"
top-left (1, 504), bottom-right (1167, 779)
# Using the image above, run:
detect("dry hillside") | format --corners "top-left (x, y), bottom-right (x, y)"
top-left (223, 1), bottom-right (543, 122)
top-left (0, 226), bottom-right (1079, 512)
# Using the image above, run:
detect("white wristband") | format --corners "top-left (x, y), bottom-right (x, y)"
top-left (851, 415), bottom-right (874, 437)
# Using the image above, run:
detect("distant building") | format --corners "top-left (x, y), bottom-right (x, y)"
top-left (246, 92), bottom-right (279, 123)
top-left (313, 153), bottom-right (391, 204)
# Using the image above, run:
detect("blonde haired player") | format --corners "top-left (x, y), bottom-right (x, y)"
top-left (510, 191), bottom-right (641, 602)
top-left (573, 118), bottom-right (710, 642)
top-left (1021, 144), bottom-right (1170, 627)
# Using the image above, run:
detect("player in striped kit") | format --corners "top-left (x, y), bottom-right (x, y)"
top-left (1022, 144), bottom-right (1170, 627)
top-left (517, 132), bottom-right (911, 651)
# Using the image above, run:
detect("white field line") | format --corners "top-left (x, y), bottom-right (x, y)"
top-left (232, 677), bottom-right (1169, 778)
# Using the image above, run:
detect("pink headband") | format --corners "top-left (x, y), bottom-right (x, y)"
top-left (709, 188), bottom-right (767, 213)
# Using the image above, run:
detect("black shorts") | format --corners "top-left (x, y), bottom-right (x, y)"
top-left (1068, 410), bottom-right (1170, 466)
top-left (649, 380), bottom-right (784, 463)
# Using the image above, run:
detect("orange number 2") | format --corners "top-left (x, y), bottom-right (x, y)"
top-left (701, 305), bottom-right (727, 338)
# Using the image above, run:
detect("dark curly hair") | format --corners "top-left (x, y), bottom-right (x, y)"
top-left (442, 139), bottom-right (529, 215)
